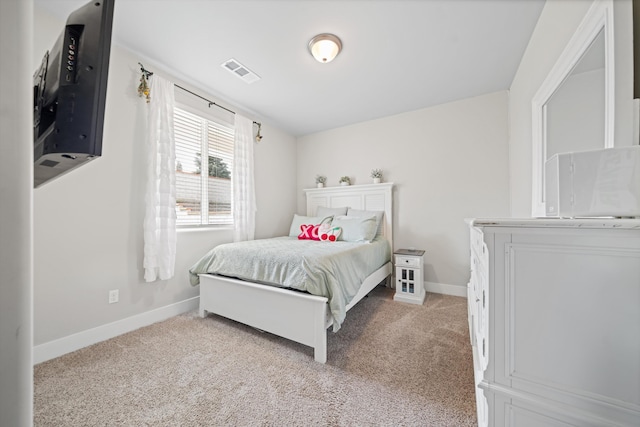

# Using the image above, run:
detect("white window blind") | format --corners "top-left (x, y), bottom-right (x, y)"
top-left (174, 106), bottom-right (234, 226)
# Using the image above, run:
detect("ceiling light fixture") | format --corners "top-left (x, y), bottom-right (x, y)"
top-left (308, 33), bottom-right (342, 63)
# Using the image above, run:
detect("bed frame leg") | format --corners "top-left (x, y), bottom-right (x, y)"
top-left (314, 335), bottom-right (327, 363)
top-left (198, 307), bottom-right (207, 318)
top-left (314, 304), bottom-right (328, 363)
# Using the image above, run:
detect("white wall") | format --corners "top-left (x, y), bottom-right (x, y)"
top-left (0, 1), bottom-right (33, 425)
top-left (296, 91), bottom-right (510, 293)
top-left (254, 124), bottom-right (299, 239)
top-left (32, 7), bottom-right (297, 355)
top-left (509, 0), bottom-right (635, 217)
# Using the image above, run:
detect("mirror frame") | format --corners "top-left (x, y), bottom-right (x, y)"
top-left (531, 0), bottom-right (615, 217)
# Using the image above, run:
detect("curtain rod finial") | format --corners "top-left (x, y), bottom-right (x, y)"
top-left (138, 62), bottom-right (153, 78)
top-left (255, 122), bottom-right (263, 142)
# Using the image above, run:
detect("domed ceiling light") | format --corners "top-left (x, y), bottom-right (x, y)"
top-left (308, 33), bottom-right (342, 63)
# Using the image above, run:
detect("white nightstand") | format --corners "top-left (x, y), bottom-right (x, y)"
top-left (393, 249), bottom-right (425, 305)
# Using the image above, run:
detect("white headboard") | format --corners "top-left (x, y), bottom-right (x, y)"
top-left (303, 183), bottom-right (394, 251)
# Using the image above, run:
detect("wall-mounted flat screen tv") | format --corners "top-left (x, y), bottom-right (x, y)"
top-left (33, 0), bottom-right (114, 188)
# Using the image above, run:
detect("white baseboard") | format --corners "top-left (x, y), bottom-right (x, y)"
top-left (33, 297), bottom-right (199, 365)
top-left (33, 282), bottom-right (464, 364)
top-left (424, 281), bottom-right (467, 297)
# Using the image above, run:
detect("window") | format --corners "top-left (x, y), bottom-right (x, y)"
top-left (174, 106), bottom-right (234, 226)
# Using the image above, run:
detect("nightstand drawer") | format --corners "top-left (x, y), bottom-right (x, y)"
top-left (395, 256), bottom-right (421, 268)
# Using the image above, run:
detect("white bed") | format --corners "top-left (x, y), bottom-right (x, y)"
top-left (197, 183), bottom-right (394, 363)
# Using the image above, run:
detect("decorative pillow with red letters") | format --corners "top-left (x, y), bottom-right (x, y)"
top-left (298, 217), bottom-right (341, 242)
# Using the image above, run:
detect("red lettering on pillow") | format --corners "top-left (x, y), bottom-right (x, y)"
top-left (298, 224), bottom-right (313, 239)
top-left (311, 225), bottom-right (320, 240)
top-left (298, 224), bottom-right (321, 240)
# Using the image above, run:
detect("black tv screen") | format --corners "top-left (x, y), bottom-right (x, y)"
top-left (635, 0), bottom-right (640, 99)
top-left (33, 0), bottom-right (114, 188)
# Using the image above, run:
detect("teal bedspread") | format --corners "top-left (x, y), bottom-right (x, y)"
top-left (189, 237), bottom-right (391, 331)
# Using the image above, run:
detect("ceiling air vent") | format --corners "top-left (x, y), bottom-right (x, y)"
top-left (221, 58), bottom-right (261, 84)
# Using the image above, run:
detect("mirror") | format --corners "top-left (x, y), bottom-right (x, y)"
top-left (546, 29), bottom-right (605, 160)
top-left (531, 0), bottom-right (615, 217)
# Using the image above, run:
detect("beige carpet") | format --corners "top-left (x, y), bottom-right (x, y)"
top-left (34, 287), bottom-right (477, 426)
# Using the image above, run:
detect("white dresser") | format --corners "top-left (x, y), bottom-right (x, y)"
top-left (467, 218), bottom-right (640, 427)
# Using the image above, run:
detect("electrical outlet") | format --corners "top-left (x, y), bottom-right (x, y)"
top-left (108, 289), bottom-right (119, 304)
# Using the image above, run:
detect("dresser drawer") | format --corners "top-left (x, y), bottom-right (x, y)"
top-left (395, 255), bottom-right (421, 268)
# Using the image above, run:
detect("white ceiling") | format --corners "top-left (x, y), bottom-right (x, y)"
top-left (35, 0), bottom-right (546, 137)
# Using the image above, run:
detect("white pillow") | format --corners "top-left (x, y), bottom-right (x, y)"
top-left (288, 214), bottom-right (333, 237)
top-left (316, 206), bottom-right (348, 217)
top-left (347, 208), bottom-right (384, 237)
top-left (331, 215), bottom-right (377, 243)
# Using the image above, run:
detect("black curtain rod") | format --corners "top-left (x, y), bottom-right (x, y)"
top-left (138, 63), bottom-right (261, 127)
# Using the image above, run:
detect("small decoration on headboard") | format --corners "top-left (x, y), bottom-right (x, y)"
top-left (315, 175), bottom-right (327, 188)
top-left (339, 176), bottom-right (351, 186)
top-left (371, 169), bottom-right (383, 184)
top-left (137, 62), bottom-right (153, 103)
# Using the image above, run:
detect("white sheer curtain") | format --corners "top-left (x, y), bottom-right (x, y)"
top-left (143, 75), bottom-right (177, 282)
top-left (232, 114), bottom-right (256, 242)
